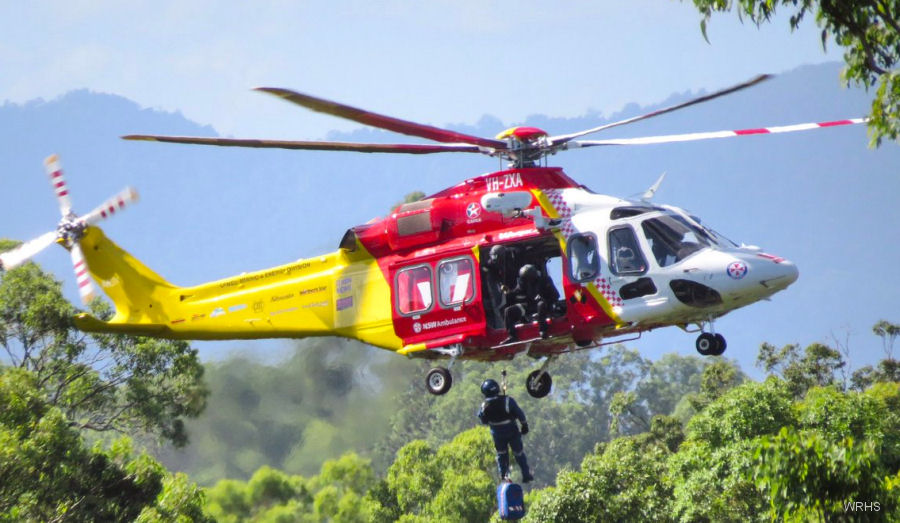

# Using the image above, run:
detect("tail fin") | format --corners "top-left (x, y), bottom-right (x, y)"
top-left (75, 225), bottom-right (177, 331)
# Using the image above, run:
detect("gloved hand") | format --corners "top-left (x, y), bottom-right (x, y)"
top-left (520, 422), bottom-right (529, 435)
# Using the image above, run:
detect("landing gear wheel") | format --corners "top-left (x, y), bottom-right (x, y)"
top-left (425, 367), bottom-right (452, 395)
top-left (526, 370), bottom-right (552, 398)
top-left (712, 333), bottom-right (727, 356)
top-left (696, 333), bottom-right (726, 356)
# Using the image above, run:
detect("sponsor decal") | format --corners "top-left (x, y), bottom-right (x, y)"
top-left (498, 228), bottom-right (537, 241)
top-left (270, 307), bottom-right (298, 316)
top-left (229, 304), bottom-right (247, 312)
top-left (418, 317), bottom-right (467, 331)
top-left (218, 261), bottom-right (312, 288)
top-left (302, 301), bottom-right (328, 309)
top-left (210, 307), bottom-right (226, 318)
top-left (100, 276), bottom-right (121, 288)
top-left (413, 322), bottom-right (422, 333)
top-left (336, 277), bottom-right (352, 295)
top-left (300, 286), bottom-right (326, 295)
top-left (191, 313), bottom-right (205, 321)
top-left (465, 202), bottom-right (481, 219)
top-left (271, 293), bottom-right (294, 302)
top-left (726, 261), bottom-right (749, 280)
top-left (252, 300), bottom-right (265, 313)
top-left (336, 296), bottom-right (354, 311)
top-left (485, 172), bottom-right (523, 192)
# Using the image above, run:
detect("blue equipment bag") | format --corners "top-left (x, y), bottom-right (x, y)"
top-left (497, 481), bottom-right (525, 520)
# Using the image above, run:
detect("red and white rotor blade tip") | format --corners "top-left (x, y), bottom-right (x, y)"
top-left (70, 243), bottom-right (95, 303)
top-left (44, 154), bottom-right (73, 216)
top-left (0, 231), bottom-right (58, 270)
top-left (572, 118), bottom-right (867, 147)
top-left (82, 187), bottom-right (139, 225)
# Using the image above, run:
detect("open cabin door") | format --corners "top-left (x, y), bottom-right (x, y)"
top-left (479, 235), bottom-right (572, 342)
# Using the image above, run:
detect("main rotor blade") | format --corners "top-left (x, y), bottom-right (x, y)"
top-left (122, 135), bottom-right (485, 154)
top-left (70, 243), bottom-right (95, 303)
top-left (566, 118), bottom-right (867, 148)
top-left (44, 154), bottom-right (73, 216)
top-left (0, 230), bottom-right (57, 270)
top-left (255, 87), bottom-right (507, 150)
top-left (550, 74), bottom-right (772, 145)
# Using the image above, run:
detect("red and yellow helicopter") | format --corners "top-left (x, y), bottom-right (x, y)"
top-left (0, 75), bottom-right (864, 397)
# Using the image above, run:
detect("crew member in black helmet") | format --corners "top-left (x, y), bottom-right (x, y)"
top-left (477, 378), bottom-right (534, 483)
top-left (502, 263), bottom-right (555, 343)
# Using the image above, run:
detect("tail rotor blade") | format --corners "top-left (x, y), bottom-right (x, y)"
top-left (70, 243), bottom-right (95, 303)
top-left (0, 231), bottom-right (58, 270)
top-left (82, 187), bottom-right (139, 225)
top-left (44, 154), bottom-right (73, 216)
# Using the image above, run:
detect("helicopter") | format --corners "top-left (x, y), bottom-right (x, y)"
top-left (0, 74), bottom-right (865, 398)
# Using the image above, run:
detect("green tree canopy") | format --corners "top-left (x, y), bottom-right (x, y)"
top-left (0, 254), bottom-right (208, 447)
top-left (0, 367), bottom-right (210, 522)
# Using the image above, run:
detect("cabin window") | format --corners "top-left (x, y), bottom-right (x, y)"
top-left (608, 226), bottom-right (648, 275)
top-left (396, 265), bottom-right (433, 315)
top-left (438, 257), bottom-right (476, 307)
top-left (567, 233), bottom-right (599, 283)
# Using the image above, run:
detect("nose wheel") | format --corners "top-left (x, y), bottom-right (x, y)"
top-left (696, 332), bottom-right (726, 356)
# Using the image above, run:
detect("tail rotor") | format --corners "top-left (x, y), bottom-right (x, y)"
top-left (0, 155), bottom-right (137, 303)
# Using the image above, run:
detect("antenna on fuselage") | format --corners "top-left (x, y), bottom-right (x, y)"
top-left (641, 171), bottom-right (667, 202)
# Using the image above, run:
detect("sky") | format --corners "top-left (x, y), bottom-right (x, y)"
top-left (0, 1), bottom-right (843, 140)
top-left (4, 2), bottom-right (892, 376)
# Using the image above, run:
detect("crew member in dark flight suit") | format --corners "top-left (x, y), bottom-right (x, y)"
top-left (481, 244), bottom-right (520, 328)
top-left (502, 264), bottom-right (556, 343)
top-left (477, 378), bottom-right (534, 483)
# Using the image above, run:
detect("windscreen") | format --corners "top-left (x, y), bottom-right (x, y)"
top-left (641, 213), bottom-right (711, 267)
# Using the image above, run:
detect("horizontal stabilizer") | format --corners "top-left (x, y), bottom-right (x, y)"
top-left (74, 312), bottom-right (169, 336)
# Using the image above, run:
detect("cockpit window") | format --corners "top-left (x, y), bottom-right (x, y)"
top-left (567, 233), bottom-right (599, 282)
top-left (608, 226), bottom-right (647, 275)
top-left (641, 214), bottom-right (711, 267)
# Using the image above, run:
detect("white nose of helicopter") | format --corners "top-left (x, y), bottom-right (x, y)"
top-left (721, 252), bottom-right (799, 304)
top-left (754, 255), bottom-right (799, 293)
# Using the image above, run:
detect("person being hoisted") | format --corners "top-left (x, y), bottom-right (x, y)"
top-left (477, 378), bottom-right (534, 483)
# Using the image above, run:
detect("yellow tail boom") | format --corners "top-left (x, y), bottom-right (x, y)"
top-left (74, 226), bottom-right (401, 350)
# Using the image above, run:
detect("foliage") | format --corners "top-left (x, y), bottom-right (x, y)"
top-left (0, 257), bottom-right (207, 446)
top-left (757, 341), bottom-right (845, 397)
top-left (753, 427), bottom-right (893, 521)
top-left (157, 338), bottom-right (419, 483)
top-left (527, 435), bottom-right (673, 522)
top-left (688, 0), bottom-right (900, 144)
top-left (164, 342), bottom-right (714, 488)
top-left (0, 366), bottom-right (210, 522)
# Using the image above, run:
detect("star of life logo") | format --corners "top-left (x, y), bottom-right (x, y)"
top-left (466, 202), bottom-right (481, 219)
top-left (726, 261), bottom-right (748, 279)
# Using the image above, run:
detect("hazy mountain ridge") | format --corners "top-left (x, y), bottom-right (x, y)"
top-left (0, 62), bottom-right (896, 372)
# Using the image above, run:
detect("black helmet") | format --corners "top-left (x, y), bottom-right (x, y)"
top-left (518, 264), bottom-right (539, 282)
top-left (489, 245), bottom-right (506, 262)
top-left (481, 379), bottom-right (500, 397)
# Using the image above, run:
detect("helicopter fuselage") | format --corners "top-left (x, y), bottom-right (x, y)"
top-left (74, 165), bottom-right (798, 364)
